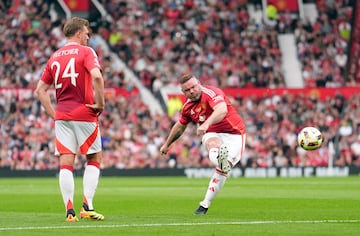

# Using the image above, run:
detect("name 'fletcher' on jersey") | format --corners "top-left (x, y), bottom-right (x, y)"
top-left (54, 48), bottom-right (79, 57)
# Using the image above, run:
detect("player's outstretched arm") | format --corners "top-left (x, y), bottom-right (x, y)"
top-left (160, 121), bottom-right (187, 155)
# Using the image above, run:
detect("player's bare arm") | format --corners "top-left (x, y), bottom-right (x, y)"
top-left (197, 101), bottom-right (227, 135)
top-left (35, 80), bottom-right (56, 119)
top-left (160, 121), bottom-right (187, 155)
top-left (86, 68), bottom-right (105, 114)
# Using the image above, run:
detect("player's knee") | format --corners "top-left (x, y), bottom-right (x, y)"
top-left (205, 138), bottom-right (222, 150)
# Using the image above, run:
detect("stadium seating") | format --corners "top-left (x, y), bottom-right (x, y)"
top-left (1, 0), bottom-right (360, 170)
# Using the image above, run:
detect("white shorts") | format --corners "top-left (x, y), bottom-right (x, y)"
top-left (54, 120), bottom-right (102, 155)
top-left (202, 132), bottom-right (246, 166)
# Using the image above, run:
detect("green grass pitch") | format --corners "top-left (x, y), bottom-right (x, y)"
top-left (0, 176), bottom-right (359, 236)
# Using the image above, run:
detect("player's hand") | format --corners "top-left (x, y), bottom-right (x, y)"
top-left (197, 124), bottom-right (208, 136)
top-left (86, 103), bottom-right (104, 115)
top-left (159, 145), bottom-right (168, 156)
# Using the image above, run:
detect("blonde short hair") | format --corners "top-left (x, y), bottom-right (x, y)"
top-left (63, 17), bottom-right (90, 38)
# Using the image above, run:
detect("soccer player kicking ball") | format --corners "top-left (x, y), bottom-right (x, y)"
top-left (36, 17), bottom-right (105, 222)
top-left (160, 74), bottom-right (246, 214)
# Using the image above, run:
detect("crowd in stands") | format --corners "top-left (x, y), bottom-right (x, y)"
top-left (100, 0), bottom-right (286, 91)
top-left (1, 0), bottom-right (360, 170)
top-left (294, 0), bottom-right (355, 87)
top-left (100, 0), bottom-right (356, 90)
top-left (0, 0), bottom-right (133, 90)
top-left (0, 1), bottom-right (355, 90)
top-left (2, 87), bottom-right (360, 170)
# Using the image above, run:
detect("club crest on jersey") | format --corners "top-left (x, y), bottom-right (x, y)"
top-left (199, 115), bottom-right (205, 122)
top-left (195, 106), bottom-right (202, 112)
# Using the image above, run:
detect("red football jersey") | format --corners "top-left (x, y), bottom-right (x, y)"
top-left (40, 42), bottom-right (101, 121)
top-left (179, 85), bottom-right (246, 134)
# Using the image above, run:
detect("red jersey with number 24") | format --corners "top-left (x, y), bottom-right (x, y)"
top-left (40, 42), bottom-right (101, 122)
top-left (179, 85), bottom-right (246, 134)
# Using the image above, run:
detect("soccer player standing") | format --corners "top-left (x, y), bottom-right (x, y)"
top-left (36, 17), bottom-right (105, 222)
top-left (160, 74), bottom-right (246, 214)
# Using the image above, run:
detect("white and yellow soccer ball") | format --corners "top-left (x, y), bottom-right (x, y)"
top-left (297, 127), bottom-right (323, 151)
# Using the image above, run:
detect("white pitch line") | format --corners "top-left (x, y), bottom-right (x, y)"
top-left (0, 219), bottom-right (359, 231)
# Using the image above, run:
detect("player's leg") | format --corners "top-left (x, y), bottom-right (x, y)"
top-left (80, 152), bottom-right (104, 220)
top-left (194, 133), bottom-right (245, 215)
top-left (55, 120), bottom-right (78, 222)
top-left (194, 167), bottom-right (228, 215)
top-left (75, 121), bottom-right (104, 220)
top-left (204, 134), bottom-right (232, 172)
top-left (59, 154), bottom-right (78, 222)
top-left (222, 133), bottom-right (246, 169)
top-left (194, 134), bottom-right (226, 214)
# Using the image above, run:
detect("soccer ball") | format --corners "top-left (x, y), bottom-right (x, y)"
top-left (297, 127), bottom-right (323, 151)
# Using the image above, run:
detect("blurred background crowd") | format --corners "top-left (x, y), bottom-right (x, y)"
top-left (1, 0), bottom-right (360, 170)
